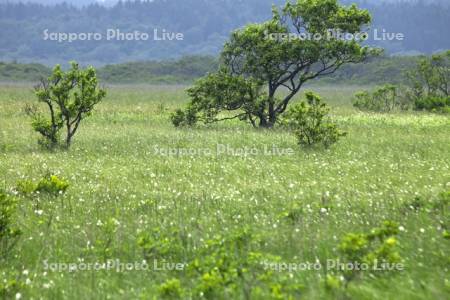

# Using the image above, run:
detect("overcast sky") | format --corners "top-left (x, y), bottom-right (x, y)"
top-left (1, 0), bottom-right (448, 8)
top-left (0, 0), bottom-right (440, 3)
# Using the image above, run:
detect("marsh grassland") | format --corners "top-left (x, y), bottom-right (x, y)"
top-left (1, 84), bottom-right (449, 299)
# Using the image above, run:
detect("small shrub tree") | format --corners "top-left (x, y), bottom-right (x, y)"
top-left (170, 106), bottom-right (199, 127)
top-left (283, 92), bottom-right (346, 148)
top-left (29, 61), bottom-right (106, 148)
top-left (352, 84), bottom-right (411, 112)
top-left (16, 173), bottom-right (69, 196)
top-left (406, 51), bottom-right (450, 112)
top-left (413, 95), bottom-right (450, 113)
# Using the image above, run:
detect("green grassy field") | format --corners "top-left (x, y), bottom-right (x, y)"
top-left (1, 84), bottom-right (449, 299)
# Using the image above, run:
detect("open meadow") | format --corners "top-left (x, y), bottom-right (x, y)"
top-left (1, 84), bottom-right (449, 299)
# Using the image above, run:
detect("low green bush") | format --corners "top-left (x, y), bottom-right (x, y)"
top-left (352, 84), bottom-right (411, 112)
top-left (414, 95), bottom-right (450, 113)
top-left (35, 174), bottom-right (69, 195)
top-left (16, 173), bottom-right (69, 196)
top-left (284, 92), bottom-right (346, 148)
top-left (170, 107), bottom-right (198, 127)
top-left (406, 51), bottom-right (449, 112)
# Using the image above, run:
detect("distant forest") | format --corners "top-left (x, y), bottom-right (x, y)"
top-left (0, 0), bottom-right (449, 65)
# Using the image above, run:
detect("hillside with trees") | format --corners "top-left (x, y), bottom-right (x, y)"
top-left (0, 0), bottom-right (449, 65)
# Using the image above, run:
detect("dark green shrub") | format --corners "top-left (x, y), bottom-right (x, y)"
top-left (406, 51), bottom-right (449, 112)
top-left (170, 107), bottom-right (198, 127)
top-left (414, 95), bottom-right (450, 113)
top-left (353, 84), bottom-right (411, 112)
top-left (284, 92), bottom-right (346, 148)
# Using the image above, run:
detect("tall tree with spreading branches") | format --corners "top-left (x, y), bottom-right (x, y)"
top-left (172, 0), bottom-right (381, 128)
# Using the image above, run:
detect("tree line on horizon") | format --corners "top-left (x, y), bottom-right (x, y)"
top-left (0, 55), bottom-right (426, 85)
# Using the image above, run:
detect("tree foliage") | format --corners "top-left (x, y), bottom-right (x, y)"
top-left (352, 51), bottom-right (450, 113)
top-left (174, 0), bottom-right (379, 128)
top-left (172, 71), bottom-right (266, 127)
top-left (352, 84), bottom-right (410, 112)
top-left (28, 62), bottom-right (106, 148)
top-left (283, 92), bottom-right (346, 148)
top-left (406, 51), bottom-right (450, 112)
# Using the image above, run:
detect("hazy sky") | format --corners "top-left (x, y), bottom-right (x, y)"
top-left (1, 0), bottom-right (448, 8)
top-left (0, 0), bottom-right (437, 3)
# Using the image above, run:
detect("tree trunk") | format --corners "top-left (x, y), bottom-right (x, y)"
top-left (65, 120), bottom-right (72, 148)
top-left (258, 115), bottom-right (276, 128)
top-left (258, 103), bottom-right (277, 128)
top-left (65, 133), bottom-right (72, 148)
top-left (258, 116), bottom-right (268, 127)
top-left (268, 105), bottom-right (276, 127)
